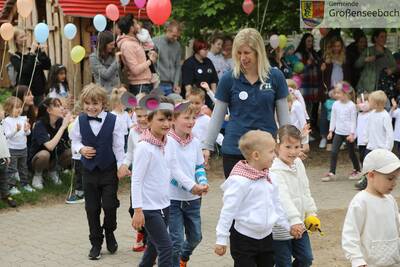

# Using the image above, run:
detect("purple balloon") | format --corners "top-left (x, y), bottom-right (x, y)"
top-left (134, 0), bottom-right (146, 8)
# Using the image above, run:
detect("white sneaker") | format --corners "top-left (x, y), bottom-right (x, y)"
top-left (22, 184), bottom-right (36, 192)
top-left (319, 138), bottom-right (327, 149)
top-left (32, 175), bottom-right (44, 190)
top-left (9, 186), bottom-right (21, 195)
top-left (49, 171), bottom-right (62, 185)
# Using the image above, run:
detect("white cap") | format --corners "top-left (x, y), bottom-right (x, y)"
top-left (362, 149), bottom-right (400, 175)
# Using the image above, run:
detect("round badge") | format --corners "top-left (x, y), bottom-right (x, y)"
top-left (239, 91), bottom-right (248, 100)
top-left (207, 68), bottom-right (212, 73)
top-left (197, 69), bottom-right (203, 74)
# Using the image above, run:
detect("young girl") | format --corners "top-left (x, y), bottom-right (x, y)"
top-left (47, 64), bottom-right (69, 100)
top-left (271, 125), bottom-right (317, 267)
top-left (390, 98), bottom-right (400, 155)
top-left (167, 103), bottom-right (209, 267)
top-left (131, 95), bottom-right (205, 266)
top-left (322, 81), bottom-right (360, 182)
top-left (356, 94), bottom-right (371, 163)
top-left (3, 96), bottom-right (34, 194)
top-left (287, 93), bottom-right (309, 153)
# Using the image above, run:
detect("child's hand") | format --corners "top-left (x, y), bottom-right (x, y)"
top-left (290, 224), bottom-right (305, 239)
top-left (327, 132), bottom-right (333, 140)
top-left (191, 184), bottom-right (205, 196)
top-left (16, 123), bottom-right (21, 132)
top-left (80, 146), bottom-right (96, 159)
top-left (214, 244), bottom-right (226, 256)
top-left (24, 122), bottom-right (31, 132)
top-left (132, 209), bottom-right (145, 230)
top-left (202, 184), bottom-right (210, 195)
top-left (200, 82), bottom-right (211, 91)
top-left (118, 164), bottom-right (131, 179)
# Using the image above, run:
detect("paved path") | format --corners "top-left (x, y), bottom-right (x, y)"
top-left (1, 156), bottom-right (400, 267)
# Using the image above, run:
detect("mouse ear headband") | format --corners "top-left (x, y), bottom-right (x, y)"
top-left (174, 101), bottom-right (191, 113)
top-left (121, 92), bottom-right (138, 108)
top-left (138, 88), bottom-right (174, 111)
top-left (338, 82), bottom-right (353, 94)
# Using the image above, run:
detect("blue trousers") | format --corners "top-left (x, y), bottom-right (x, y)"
top-left (159, 82), bottom-right (173, 96)
top-left (169, 198), bottom-right (202, 266)
top-left (272, 232), bottom-right (313, 267)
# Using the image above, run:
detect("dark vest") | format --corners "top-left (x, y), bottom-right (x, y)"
top-left (79, 112), bottom-right (116, 171)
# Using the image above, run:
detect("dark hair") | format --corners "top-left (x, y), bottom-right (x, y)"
top-left (37, 98), bottom-right (62, 127)
top-left (352, 29), bottom-right (366, 42)
top-left (98, 31), bottom-right (115, 60)
top-left (147, 96), bottom-right (174, 121)
top-left (223, 35), bottom-right (233, 44)
top-left (371, 29), bottom-right (386, 44)
top-left (12, 85), bottom-right (36, 123)
top-left (193, 39), bottom-right (209, 54)
top-left (295, 33), bottom-right (316, 61)
top-left (210, 34), bottom-right (224, 45)
top-left (277, 125), bottom-right (302, 143)
top-left (118, 14), bottom-right (134, 35)
top-left (47, 64), bottom-right (68, 95)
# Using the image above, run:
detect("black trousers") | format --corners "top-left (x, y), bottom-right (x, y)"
top-left (73, 159), bottom-right (83, 192)
top-left (329, 134), bottom-right (360, 174)
top-left (230, 227), bottom-right (275, 267)
top-left (222, 154), bottom-right (245, 179)
top-left (83, 165), bottom-right (119, 247)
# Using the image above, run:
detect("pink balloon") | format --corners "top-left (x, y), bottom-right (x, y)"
top-left (106, 4), bottom-right (120, 22)
top-left (292, 75), bottom-right (303, 88)
top-left (242, 0), bottom-right (254, 15)
top-left (134, 0), bottom-right (147, 9)
top-left (146, 0), bottom-right (171, 25)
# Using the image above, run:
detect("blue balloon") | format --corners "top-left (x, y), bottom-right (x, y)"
top-left (93, 14), bottom-right (107, 32)
top-left (34, 23), bottom-right (49, 44)
top-left (64, 23), bottom-right (77, 40)
top-left (120, 0), bottom-right (130, 6)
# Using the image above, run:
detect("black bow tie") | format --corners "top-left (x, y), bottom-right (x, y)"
top-left (87, 116), bottom-right (102, 122)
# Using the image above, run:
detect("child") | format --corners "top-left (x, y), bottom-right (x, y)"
top-left (390, 98), bottom-right (400, 155)
top-left (324, 88), bottom-right (338, 151)
top-left (356, 93), bottom-right (370, 164)
top-left (287, 93), bottom-right (309, 153)
top-left (322, 81), bottom-right (360, 182)
top-left (110, 88), bottom-right (134, 148)
top-left (70, 83), bottom-right (126, 260)
top-left (167, 102), bottom-right (209, 267)
top-left (342, 149), bottom-right (400, 267)
top-left (271, 125), bottom-right (317, 267)
top-left (119, 105), bottom-right (149, 252)
top-left (215, 130), bottom-right (289, 266)
top-left (3, 96), bottom-right (34, 194)
top-left (287, 79), bottom-right (308, 120)
top-left (131, 95), bottom-right (206, 266)
top-left (47, 64), bottom-right (69, 99)
top-left (136, 22), bottom-right (158, 88)
top-left (366, 90), bottom-right (394, 152)
top-left (0, 104), bottom-right (17, 207)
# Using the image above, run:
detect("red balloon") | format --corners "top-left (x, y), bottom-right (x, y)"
top-left (106, 4), bottom-right (120, 21)
top-left (242, 0), bottom-right (254, 15)
top-left (146, 0), bottom-right (171, 25)
top-left (319, 28), bottom-right (329, 37)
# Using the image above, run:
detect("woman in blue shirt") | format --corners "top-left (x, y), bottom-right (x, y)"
top-left (203, 28), bottom-right (290, 178)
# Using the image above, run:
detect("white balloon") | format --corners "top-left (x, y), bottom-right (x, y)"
top-left (269, 34), bottom-right (279, 49)
top-left (120, 0), bottom-right (130, 6)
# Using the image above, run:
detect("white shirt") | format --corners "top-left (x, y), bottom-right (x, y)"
top-left (193, 114), bottom-right (223, 146)
top-left (48, 84), bottom-right (68, 99)
top-left (123, 128), bottom-right (141, 166)
top-left (356, 111), bottom-right (370, 146)
top-left (131, 141), bottom-right (195, 210)
top-left (207, 52), bottom-right (225, 79)
top-left (111, 110), bottom-right (133, 135)
top-left (69, 111), bottom-right (125, 168)
top-left (342, 191), bottom-right (400, 267)
top-left (68, 118), bottom-right (81, 160)
top-left (3, 116), bottom-right (30, 149)
top-left (390, 108), bottom-right (400, 142)
top-left (366, 110), bottom-right (394, 151)
top-left (166, 136), bottom-right (204, 201)
top-left (329, 100), bottom-right (357, 135)
top-left (0, 121), bottom-right (10, 159)
top-left (216, 173), bottom-right (289, 246)
top-left (291, 89), bottom-right (309, 120)
top-left (290, 100), bottom-right (307, 132)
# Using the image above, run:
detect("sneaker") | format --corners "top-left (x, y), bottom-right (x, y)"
top-left (88, 246), bottom-right (101, 260)
top-left (348, 170), bottom-right (361, 180)
top-left (106, 232), bottom-right (118, 254)
top-left (326, 143), bottom-right (332, 151)
top-left (65, 194), bottom-right (85, 204)
top-left (3, 196), bottom-right (17, 207)
top-left (340, 142), bottom-right (346, 150)
top-left (319, 138), bottom-right (327, 149)
top-left (32, 175), bottom-right (44, 190)
top-left (9, 186), bottom-right (21, 195)
top-left (22, 184), bottom-right (36, 192)
top-left (321, 172), bottom-right (336, 182)
top-left (309, 135), bottom-right (316, 142)
top-left (355, 176), bottom-right (368, 190)
top-left (132, 232), bottom-right (145, 252)
top-left (49, 171), bottom-right (62, 185)
top-left (180, 259), bottom-right (188, 267)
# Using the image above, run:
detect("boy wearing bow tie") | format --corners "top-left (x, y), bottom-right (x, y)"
top-left (70, 83), bottom-right (126, 260)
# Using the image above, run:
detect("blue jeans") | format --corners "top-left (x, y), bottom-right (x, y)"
top-left (159, 82), bottom-right (173, 96)
top-left (273, 232), bottom-right (313, 267)
top-left (169, 198), bottom-right (202, 266)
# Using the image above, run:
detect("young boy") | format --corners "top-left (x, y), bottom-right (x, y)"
top-left (215, 130), bottom-right (290, 266)
top-left (70, 83), bottom-right (126, 260)
top-left (342, 149), bottom-right (400, 267)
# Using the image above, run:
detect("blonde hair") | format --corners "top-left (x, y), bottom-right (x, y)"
top-left (173, 104), bottom-right (195, 119)
top-left (369, 90), bottom-right (387, 111)
top-left (238, 130), bottom-right (275, 160)
top-left (80, 83), bottom-right (108, 107)
top-left (287, 93), bottom-right (295, 104)
top-left (3, 96), bottom-right (22, 115)
top-left (8, 27), bottom-right (25, 55)
top-left (232, 28), bottom-right (271, 83)
top-left (188, 86), bottom-right (205, 101)
top-left (286, 79), bottom-right (298, 90)
top-left (323, 36), bottom-right (345, 65)
top-left (109, 88), bottom-right (124, 111)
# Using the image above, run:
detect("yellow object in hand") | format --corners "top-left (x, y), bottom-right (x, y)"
top-left (304, 216), bottom-right (324, 236)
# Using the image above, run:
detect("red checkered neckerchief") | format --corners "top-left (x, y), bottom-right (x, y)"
top-left (168, 129), bottom-right (193, 146)
top-left (140, 129), bottom-right (167, 151)
top-left (230, 160), bottom-right (271, 183)
top-left (134, 124), bottom-right (147, 134)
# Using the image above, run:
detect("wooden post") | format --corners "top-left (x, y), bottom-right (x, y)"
top-left (81, 18), bottom-right (92, 86)
top-left (46, 0), bottom-right (55, 65)
top-left (53, 9), bottom-right (61, 63)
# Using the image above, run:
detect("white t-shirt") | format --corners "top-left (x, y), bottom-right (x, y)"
top-left (207, 51), bottom-right (225, 79)
top-left (366, 110), bottom-right (394, 151)
top-left (48, 84), bottom-right (68, 99)
top-left (193, 114), bottom-right (223, 146)
top-left (342, 191), bottom-right (400, 267)
top-left (329, 100), bottom-right (357, 135)
top-left (356, 111), bottom-right (370, 146)
top-left (390, 108), bottom-right (400, 142)
top-left (111, 111), bottom-right (133, 135)
top-left (3, 116), bottom-right (30, 149)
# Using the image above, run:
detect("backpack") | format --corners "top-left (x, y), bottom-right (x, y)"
top-left (6, 62), bottom-right (17, 87)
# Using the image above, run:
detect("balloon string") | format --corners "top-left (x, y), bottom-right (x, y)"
top-left (259, 0), bottom-right (270, 34)
top-left (138, 9), bottom-right (141, 20)
top-left (16, 18), bottom-right (28, 113)
top-left (0, 41), bottom-right (7, 80)
top-left (22, 49), bottom-right (40, 111)
top-left (73, 63), bottom-right (77, 104)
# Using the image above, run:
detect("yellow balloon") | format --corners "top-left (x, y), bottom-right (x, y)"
top-left (70, 45), bottom-right (86, 64)
top-left (0, 23), bottom-right (14, 41)
top-left (278, 34), bottom-right (287, 49)
top-left (17, 0), bottom-right (33, 18)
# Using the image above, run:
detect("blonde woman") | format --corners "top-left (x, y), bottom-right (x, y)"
top-left (202, 28), bottom-right (289, 177)
top-left (9, 27), bottom-right (51, 106)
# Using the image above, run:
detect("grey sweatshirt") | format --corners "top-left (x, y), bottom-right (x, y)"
top-left (89, 53), bottom-right (120, 93)
top-left (153, 35), bottom-right (181, 86)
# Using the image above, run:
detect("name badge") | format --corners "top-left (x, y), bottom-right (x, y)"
top-left (260, 82), bottom-right (273, 91)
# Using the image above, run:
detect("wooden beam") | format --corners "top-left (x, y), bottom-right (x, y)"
top-left (53, 10), bottom-right (61, 63)
top-left (46, 0), bottom-right (55, 65)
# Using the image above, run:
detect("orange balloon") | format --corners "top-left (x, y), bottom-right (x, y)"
top-left (17, 0), bottom-right (33, 18)
top-left (0, 23), bottom-right (14, 41)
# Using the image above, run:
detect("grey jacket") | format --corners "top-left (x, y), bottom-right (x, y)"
top-left (89, 53), bottom-right (120, 93)
top-left (153, 35), bottom-right (181, 86)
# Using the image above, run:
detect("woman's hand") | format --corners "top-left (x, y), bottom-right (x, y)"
top-left (115, 51), bottom-right (122, 62)
top-left (148, 51), bottom-right (158, 64)
top-left (61, 113), bottom-right (73, 129)
top-left (320, 62), bottom-right (326, 71)
top-left (24, 122), bottom-right (31, 132)
top-left (365, 56), bottom-right (376, 63)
